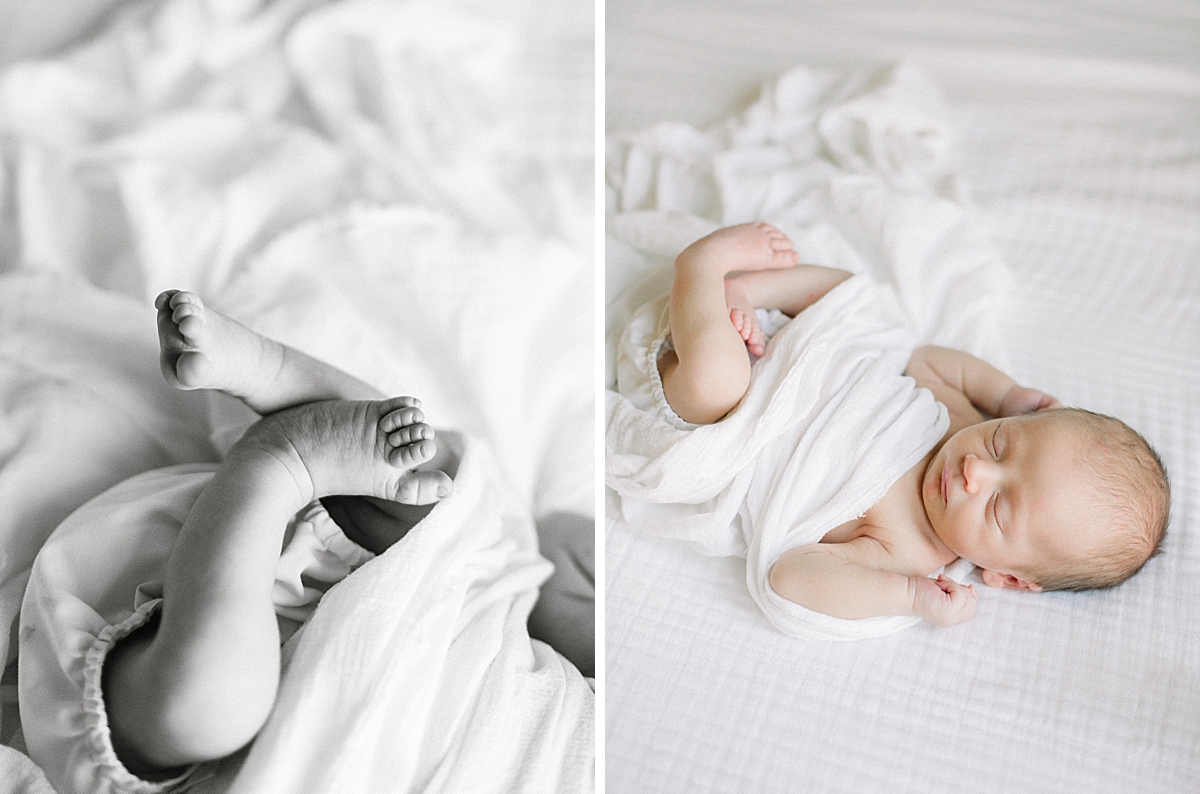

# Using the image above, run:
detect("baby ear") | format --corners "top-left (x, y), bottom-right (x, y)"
top-left (980, 569), bottom-right (1044, 592)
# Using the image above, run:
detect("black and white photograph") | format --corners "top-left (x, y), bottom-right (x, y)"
top-left (0, 0), bottom-right (594, 791)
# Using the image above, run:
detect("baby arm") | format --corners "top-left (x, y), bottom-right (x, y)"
top-left (906, 346), bottom-right (1060, 424)
top-left (768, 539), bottom-right (977, 627)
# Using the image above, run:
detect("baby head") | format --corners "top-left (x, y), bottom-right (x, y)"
top-left (921, 408), bottom-right (1169, 592)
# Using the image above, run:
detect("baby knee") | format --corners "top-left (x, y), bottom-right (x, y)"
top-left (103, 631), bottom-right (276, 773)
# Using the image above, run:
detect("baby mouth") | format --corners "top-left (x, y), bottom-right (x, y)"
top-left (940, 463), bottom-right (949, 504)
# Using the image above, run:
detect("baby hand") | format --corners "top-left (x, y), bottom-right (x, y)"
top-left (912, 574), bottom-right (977, 628)
top-left (999, 385), bottom-right (1061, 417)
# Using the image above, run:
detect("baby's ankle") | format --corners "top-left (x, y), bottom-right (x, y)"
top-left (236, 335), bottom-right (287, 410)
top-left (231, 416), bottom-right (317, 505)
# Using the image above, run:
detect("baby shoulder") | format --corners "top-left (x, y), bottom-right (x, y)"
top-left (835, 526), bottom-right (949, 577)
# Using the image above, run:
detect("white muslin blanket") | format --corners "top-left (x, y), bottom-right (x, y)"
top-left (17, 433), bottom-right (591, 794)
top-left (607, 275), bottom-right (950, 640)
top-left (229, 434), bottom-right (594, 794)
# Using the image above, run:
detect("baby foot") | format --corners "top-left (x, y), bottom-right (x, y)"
top-left (725, 274), bottom-right (767, 357)
top-left (243, 396), bottom-right (454, 506)
top-left (675, 222), bottom-right (799, 277)
top-left (156, 289), bottom-right (282, 401)
top-left (730, 308), bottom-right (767, 357)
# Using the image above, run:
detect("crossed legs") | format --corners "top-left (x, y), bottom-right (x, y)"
top-left (104, 292), bottom-right (452, 775)
top-left (659, 222), bottom-right (853, 425)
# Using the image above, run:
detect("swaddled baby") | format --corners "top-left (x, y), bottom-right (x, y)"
top-left (656, 222), bottom-right (1170, 627)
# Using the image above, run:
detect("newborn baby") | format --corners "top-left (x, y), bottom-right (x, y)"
top-left (658, 223), bottom-right (1170, 627)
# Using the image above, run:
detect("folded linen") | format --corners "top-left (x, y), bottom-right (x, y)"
top-left (606, 275), bottom-right (950, 640)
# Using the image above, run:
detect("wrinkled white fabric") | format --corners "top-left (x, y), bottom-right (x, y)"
top-left (229, 435), bottom-right (593, 794)
top-left (0, 746), bottom-right (55, 794)
top-left (608, 276), bottom-right (950, 640)
top-left (0, 0), bottom-right (593, 788)
top-left (605, 63), bottom-right (1010, 387)
top-left (19, 467), bottom-right (374, 794)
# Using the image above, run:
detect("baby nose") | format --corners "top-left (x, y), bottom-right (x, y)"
top-left (962, 454), bottom-right (997, 494)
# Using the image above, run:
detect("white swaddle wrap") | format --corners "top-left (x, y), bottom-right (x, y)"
top-left (606, 275), bottom-right (952, 640)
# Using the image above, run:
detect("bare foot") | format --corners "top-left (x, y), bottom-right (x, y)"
top-left (725, 275), bottom-right (767, 357)
top-left (675, 222), bottom-right (799, 276)
top-left (321, 431), bottom-right (462, 553)
top-left (242, 396), bottom-right (454, 505)
top-left (156, 290), bottom-right (284, 404)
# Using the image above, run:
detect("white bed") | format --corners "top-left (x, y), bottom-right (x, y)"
top-left (605, 1), bottom-right (1200, 792)
top-left (0, 0), bottom-right (595, 791)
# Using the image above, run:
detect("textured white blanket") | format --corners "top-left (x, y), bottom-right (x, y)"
top-left (229, 435), bottom-right (593, 794)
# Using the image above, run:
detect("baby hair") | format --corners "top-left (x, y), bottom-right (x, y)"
top-left (1028, 408), bottom-right (1170, 591)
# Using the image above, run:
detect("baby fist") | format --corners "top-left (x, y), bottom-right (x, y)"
top-left (912, 574), bottom-right (977, 628)
top-left (999, 385), bottom-right (1061, 417)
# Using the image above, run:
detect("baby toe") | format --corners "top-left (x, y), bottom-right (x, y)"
top-left (771, 249), bottom-right (799, 267)
top-left (155, 290), bottom-right (180, 310)
top-left (380, 405), bottom-right (425, 433)
top-left (170, 290), bottom-right (200, 305)
top-left (174, 350), bottom-right (214, 386)
top-left (729, 308), bottom-right (745, 332)
top-left (748, 326), bottom-right (767, 356)
top-left (731, 310), bottom-right (755, 342)
top-left (177, 313), bottom-right (206, 341)
top-left (381, 395), bottom-right (421, 412)
top-left (173, 302), bottom-right (203, 323)
top-left (388, 438), bottom-right (435, 469)
top-left (388, 423), bottom-right (433, 448)
top-left (394, 470), bottom-right (453, 505)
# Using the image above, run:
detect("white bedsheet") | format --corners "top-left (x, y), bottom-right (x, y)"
top-left (0, 0), bottom-right (594, 790)
top-left (606, 2), bottom-right (1200, 792)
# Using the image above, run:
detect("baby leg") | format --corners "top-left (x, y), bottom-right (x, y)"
top-left (724, 264), bottom-right (854, 319)
top-left (156, 290), bottom-right (384, 414)
top-left (103, 397), bottom-right (452, 774)
top-left (157, 290), bottom-right (456, 530)
top-left (661, 223), bottom-right (798, 424)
